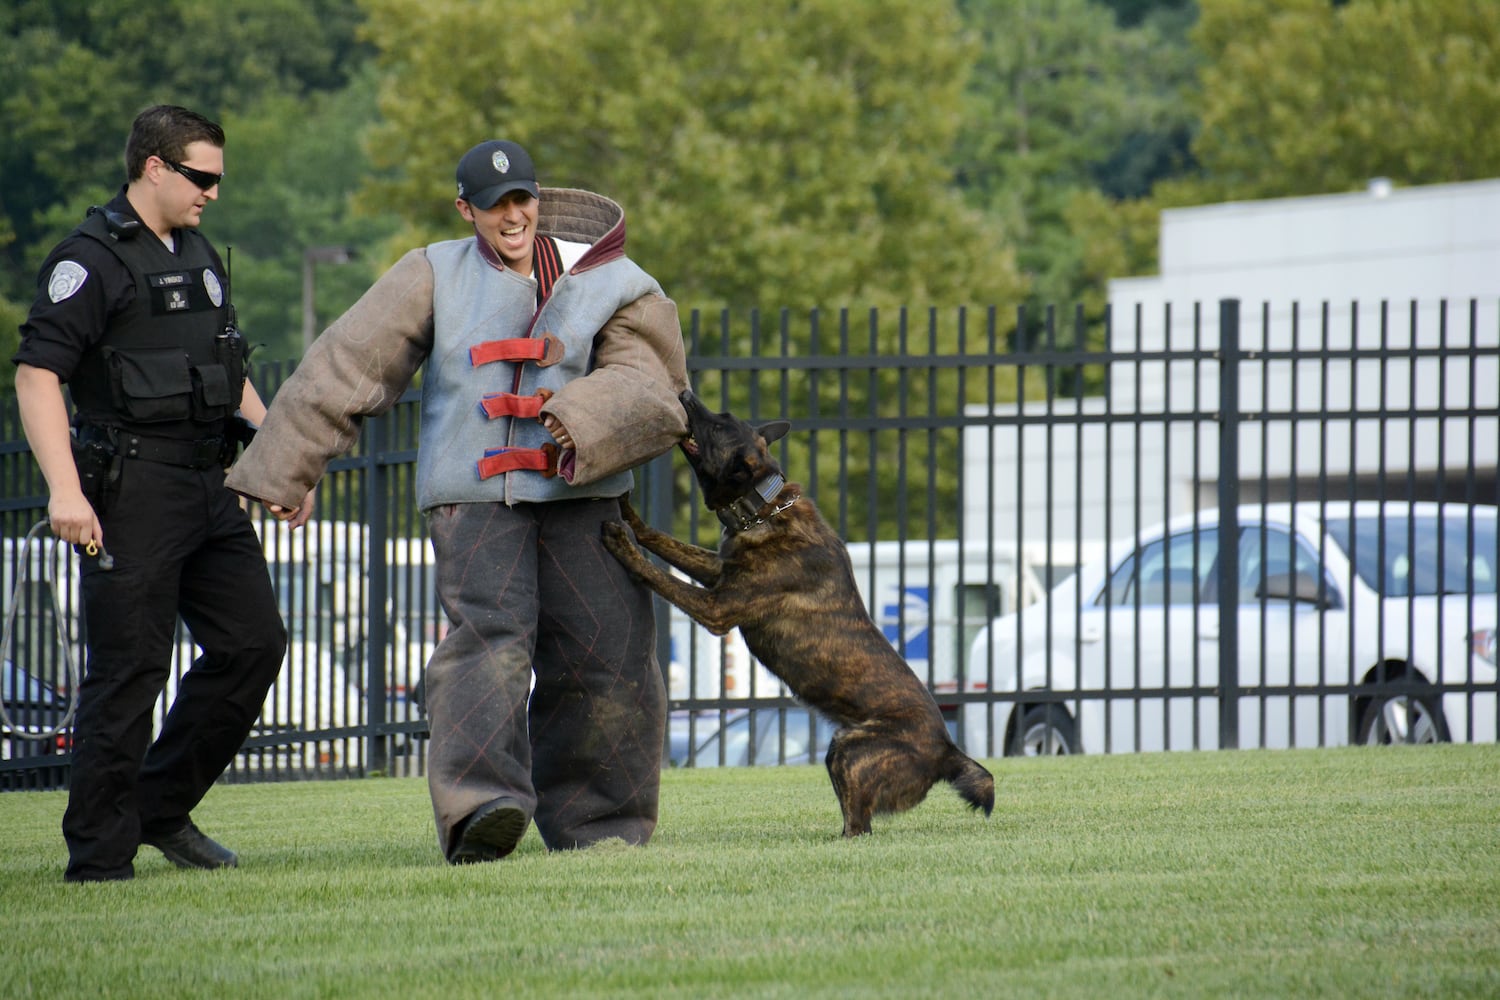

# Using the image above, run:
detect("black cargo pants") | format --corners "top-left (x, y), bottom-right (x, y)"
top-left (63, 457), bottom-right (286, 881)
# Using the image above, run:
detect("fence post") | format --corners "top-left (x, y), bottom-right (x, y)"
top-left (645, 452), bottom-right (675, 700)
top-left (364, 413), bottom-right (390, 773)
top-left (1216, 299), bottom-right (1241, 749)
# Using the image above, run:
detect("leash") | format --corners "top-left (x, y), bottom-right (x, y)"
top-left (0, 520), bottom-right (88, 740)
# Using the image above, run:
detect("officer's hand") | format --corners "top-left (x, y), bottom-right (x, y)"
top-left (48, 489), bottom-right (102, 549)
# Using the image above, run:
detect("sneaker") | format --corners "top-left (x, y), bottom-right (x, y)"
top-left (451, 798), bottom-right (529, 864)
top-left (143, 822), bottom-right (239, 870)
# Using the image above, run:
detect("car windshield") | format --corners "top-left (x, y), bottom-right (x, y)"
top-left (692, 710), bottom-right (831, 767)
top-left (1326, 513), bottom-right (1499, 597)
top-left (1101, 528), bottom-right (1221, 607)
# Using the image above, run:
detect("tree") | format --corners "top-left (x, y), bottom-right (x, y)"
top-left (0, 0), bottom-right (376, 347)
top-left (953, 0), bottom-right (1199, 354)
top-left (1190, 0), bottom-right (1500, 199)
top-left (0, 296), bottom-right (22, 366)
top-left (211, 68), bottom-right (402, 360)
top-left (359, 0), bottom-right (1025, 321)
top-left (1021, 0), bottom-right (1500, 395)
top-left (358, 0), bottom-right (1036, 540)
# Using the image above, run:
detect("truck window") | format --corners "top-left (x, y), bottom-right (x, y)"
top-left (955, 582), bottom-right (1002, 684)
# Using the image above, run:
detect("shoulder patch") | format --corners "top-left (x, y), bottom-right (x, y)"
top-left (203, 269), bottom-right (224, 307)
top-left (47, 261), bottom-right (89, 303)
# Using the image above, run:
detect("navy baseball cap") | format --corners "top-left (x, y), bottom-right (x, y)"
top-left (456, 140), bottom-right (539, 209)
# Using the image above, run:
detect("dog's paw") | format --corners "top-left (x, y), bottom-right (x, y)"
top-left (600, 520), bottom-right (640, 563)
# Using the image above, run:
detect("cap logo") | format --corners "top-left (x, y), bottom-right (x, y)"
top-left (492, 150), bottom-right (510, 174)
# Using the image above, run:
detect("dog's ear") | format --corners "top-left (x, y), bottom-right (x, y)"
top-left (758, 420), bottom-right (791, 445)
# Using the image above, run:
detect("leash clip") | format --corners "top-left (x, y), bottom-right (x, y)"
top-left (83, 538), bottom-right (114, 570)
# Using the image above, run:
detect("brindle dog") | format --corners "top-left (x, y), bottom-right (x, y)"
top-left (602, 389), bottom-right (995, 836)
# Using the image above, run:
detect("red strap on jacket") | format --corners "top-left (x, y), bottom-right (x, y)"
top-left (477, 444), bottom-right (559, 480)
top-left (469, 338), bottom-right (546, 366)
top-left (479, 389), bottom-right (553, 420)
top-left (469, 333), bottom-right (565, 367)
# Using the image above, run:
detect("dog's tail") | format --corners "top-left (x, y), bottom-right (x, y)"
top-left (946, 750), bottom-right (995, 817)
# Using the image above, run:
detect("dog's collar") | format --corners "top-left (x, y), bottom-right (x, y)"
top-left (715, 471), bottom-right (797, 533)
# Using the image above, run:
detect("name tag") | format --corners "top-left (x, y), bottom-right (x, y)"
top-left (147, 270), bottom-right (205, 314)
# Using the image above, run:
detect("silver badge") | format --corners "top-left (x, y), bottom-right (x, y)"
top-left (492, 150), bottom-right (510, 174)
top-left (203, 269), bottom-right (224, 307)
top-left (47, 261), bottom-right (88, 303)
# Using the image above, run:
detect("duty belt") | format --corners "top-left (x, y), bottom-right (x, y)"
top-left (116, 431), bottom-right (226, 470)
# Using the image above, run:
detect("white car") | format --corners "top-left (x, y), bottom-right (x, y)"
top-left (681, 707), bottom-right (837, 768)
top-left (962, 502), bottom-right (1499, 756)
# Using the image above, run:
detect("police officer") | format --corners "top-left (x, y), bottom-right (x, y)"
top-left (11, 105), bottom-right (310, 883)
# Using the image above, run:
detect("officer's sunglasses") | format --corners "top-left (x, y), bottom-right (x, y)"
top-left (161, 157), bottom-right (223, 191)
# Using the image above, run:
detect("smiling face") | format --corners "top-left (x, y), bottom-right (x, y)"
top-left (457, 189), bottom-right (539, 275)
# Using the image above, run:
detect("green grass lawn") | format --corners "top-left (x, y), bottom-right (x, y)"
top-left (2, 745), bottom-right (1497, 999)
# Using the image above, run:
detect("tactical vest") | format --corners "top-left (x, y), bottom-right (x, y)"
top-left (67, 209), bottom-right (242, 439)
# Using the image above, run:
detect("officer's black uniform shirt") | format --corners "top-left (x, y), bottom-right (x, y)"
top-left (12, 189), bottom-right (227, 382)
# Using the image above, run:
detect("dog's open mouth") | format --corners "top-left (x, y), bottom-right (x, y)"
top-left (680, 435), bottom-right (700, 457)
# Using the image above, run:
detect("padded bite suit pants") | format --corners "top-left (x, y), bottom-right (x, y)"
top-left (423, 497), bottom-right (666, 860)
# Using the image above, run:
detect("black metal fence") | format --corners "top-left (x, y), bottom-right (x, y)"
top-left (3, 298), bottom-right (1497, 787)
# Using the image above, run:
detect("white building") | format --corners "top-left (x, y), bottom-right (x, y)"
top-left (965, 178), bottom-right (1500, 546)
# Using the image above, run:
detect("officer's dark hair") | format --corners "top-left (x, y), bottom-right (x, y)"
top-left (124, 105), bottom-right (225, 182)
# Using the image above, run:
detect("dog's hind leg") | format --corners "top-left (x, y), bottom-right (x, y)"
top-left (825, 733), bottom-right (877, 837)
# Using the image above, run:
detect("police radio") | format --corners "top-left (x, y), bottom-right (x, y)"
top-left (217, 245), bottom-right (248, 398)
top-left (85, 205), bottom-right (141, 241)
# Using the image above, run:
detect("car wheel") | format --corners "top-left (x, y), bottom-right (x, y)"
top-left (1356, 694), bottom-right (1450, 745)
top-left (1007, 705), bottom-right (1078, 756)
